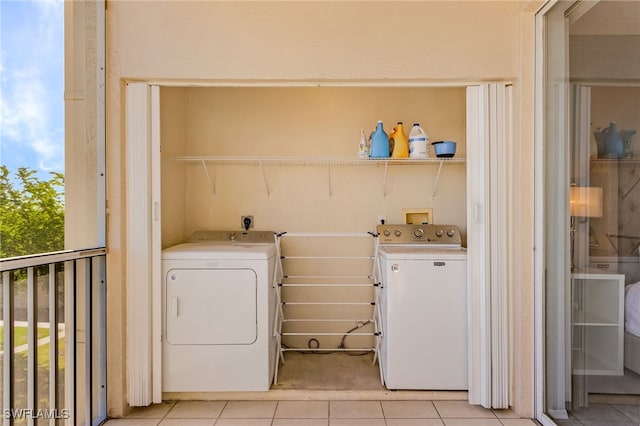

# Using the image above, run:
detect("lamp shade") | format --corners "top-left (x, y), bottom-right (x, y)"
top-left (570, 186), bottom-right (603, 217)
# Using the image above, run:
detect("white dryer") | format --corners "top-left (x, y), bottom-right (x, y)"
top-left (162, 231), bottom-right (277, 392)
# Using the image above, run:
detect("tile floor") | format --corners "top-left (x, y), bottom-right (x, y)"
top-left (103, 399), bottom-right (539, 425)
top-left (554, 401), bottom-right (640, 425)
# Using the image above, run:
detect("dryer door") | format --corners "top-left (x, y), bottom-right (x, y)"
top-left (165, 268), bottom-right (257, 345)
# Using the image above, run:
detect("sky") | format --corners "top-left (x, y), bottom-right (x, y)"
top-left (0, 0), bottom-right (65, 180)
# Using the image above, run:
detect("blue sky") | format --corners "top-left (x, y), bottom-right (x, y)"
top-left (0, 0), bottom-right (64, 179)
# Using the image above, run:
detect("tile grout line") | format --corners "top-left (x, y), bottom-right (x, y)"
top-left (610, 401), bottom-right (640, 424)
top-left (119, 399), bottom-right (541, 425)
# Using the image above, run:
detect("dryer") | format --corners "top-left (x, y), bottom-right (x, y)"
top-left (162, 231), bottom-right (277, 392)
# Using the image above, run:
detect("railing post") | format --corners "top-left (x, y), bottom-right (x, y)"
top-left (48, 263), bottom-right (57, 426)
top-left (84, 258), bottom-right (93, 426)
top-left (64, 260), bottom-right (76, 426)
top-left (2, 271), bottom-right (14, 426)
top-left (27, 267), bottom-right (36, 426)
top-left (92, 256), bottom-right (107, 424)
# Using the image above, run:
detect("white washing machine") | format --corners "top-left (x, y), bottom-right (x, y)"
top-left (162, 230), bottom-right (277, 392)
top-left (376, 224), bottom-right (468, 390)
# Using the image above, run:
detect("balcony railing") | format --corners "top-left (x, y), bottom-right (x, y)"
top-left (0, 248), bottom-right (107, 426)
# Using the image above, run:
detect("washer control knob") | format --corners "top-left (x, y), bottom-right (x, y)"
top-left (229, 232), bottom-right (239, 240)
top-left (435, 229), bottom-right (444, 237)
top-left (447, 229), bottom-right (456, 237)
top-left (414, 228), bottom-right (424, 238)
top-left (383, 229), bottom-right (391, 237)
top-left (394, 229), bottom-right (402, 237)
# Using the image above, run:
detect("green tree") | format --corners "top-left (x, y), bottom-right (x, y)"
top-left (0, 166), bottom-right (65, 258)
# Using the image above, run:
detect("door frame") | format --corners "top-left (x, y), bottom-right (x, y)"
top-left (533, 1), bottom-right (601, 423)
top-left (124, 81), bottom-right (511, 407)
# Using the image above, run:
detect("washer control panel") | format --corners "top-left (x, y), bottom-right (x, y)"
top-left (376, 224), bottom-right (462, 246)
top-left (188, 230), bottom-right (275, 244)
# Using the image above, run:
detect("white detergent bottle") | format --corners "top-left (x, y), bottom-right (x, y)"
top-left (358, 128), bottom-right (369, 158)
top-left (408, 123), bottom-right (429, 159)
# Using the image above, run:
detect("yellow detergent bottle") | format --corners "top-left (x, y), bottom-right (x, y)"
top-left (390, 122), bottom-right (409, 158)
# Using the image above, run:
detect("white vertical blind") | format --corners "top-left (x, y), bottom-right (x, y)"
top-left (151, 85), bottom-right (163, 403)
top-left (466, 83), bottom-right (511, 409)
top-left (466, 84), bottom-right (491, 406)
top-left (489, 84), bottom-right (510, 408)
top-left (125, 83), bottom-right (154, 406)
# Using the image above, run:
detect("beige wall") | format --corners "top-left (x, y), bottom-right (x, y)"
top-left (161, 86), bottom-right (467, 243)
top-left (105, 0), bottom-right (542, 418)
top-left (109, 1), bottom-right (519, 82)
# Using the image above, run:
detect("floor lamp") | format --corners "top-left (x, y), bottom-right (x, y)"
top-left (570, 186), bottom-right (604, 272)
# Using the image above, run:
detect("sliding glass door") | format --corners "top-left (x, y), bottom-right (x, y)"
top-left (537, 0), bottom-right (640, 423)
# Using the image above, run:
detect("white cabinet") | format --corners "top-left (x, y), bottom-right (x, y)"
top-left (571, 272), bottom-right (624, 375)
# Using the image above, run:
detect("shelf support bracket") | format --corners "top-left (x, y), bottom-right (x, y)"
top-left (383, 161), bottom-right (389, 197)
top-left (327, 162), bottom-right (333, 198)
top-left (431, 160), bottom-right (444, 199)
top-left (201, 160), bottom-right (216, 199)
top-left (260, 160), bottom-right (271, 196)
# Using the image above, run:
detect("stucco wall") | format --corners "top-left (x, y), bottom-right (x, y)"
top-left (161, 86), bottom-right (467, 243)
top-left (105, 0), bottom-right (541, 418)
top-left (109, 1), bottom-right (519, 81)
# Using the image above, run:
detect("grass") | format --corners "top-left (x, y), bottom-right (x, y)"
top-left (0, 326), bottom-right (52, 348)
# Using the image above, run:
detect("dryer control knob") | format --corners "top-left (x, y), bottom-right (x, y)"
top-left (383, 229), bottom-right (391, 237)
top-left (436, 229), bottom-right (444, 237)
top-left (394, 229), bottom-right (402, 237)
top-left (447, 229), bottom-right (456, 237)
top-left (414, 228), bottom-right (424, 238)
top-left (229, 232), bottom-right (239, 240)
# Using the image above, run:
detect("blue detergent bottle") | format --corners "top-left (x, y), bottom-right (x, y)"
top-left (369, 121), bottom-right (390, 158)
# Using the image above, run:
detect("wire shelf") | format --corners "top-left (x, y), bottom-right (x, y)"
top-left (165, 155), bottom-right (466, 166)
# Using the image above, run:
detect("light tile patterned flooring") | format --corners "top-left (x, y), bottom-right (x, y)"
top-left (103, 400), bottom-right (539, 425)
top-left (554, 400), bottom-right (640, 425)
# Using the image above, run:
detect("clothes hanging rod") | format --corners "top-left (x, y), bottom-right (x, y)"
top-left (281, 332), bottom-right (377, 336)
top-left (282, 318), bottom-right (375, 323)
top-left (283, 275), bottom-right (372, 279)
top-left (282, 348), bottom-right (375, 352)
top-left (281, 283), bottom-right (375, 287)
top-left (282, 302), bottom-right (375, 306)
top-left (281, 232), bottom-right (376, 238)
top-left (281, 256), bottom-right (374, 260)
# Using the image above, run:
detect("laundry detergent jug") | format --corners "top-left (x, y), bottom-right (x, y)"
top-left (370, 121), bottom-right (390, 158)
top-left (390, 122), bottom-right (409, 158)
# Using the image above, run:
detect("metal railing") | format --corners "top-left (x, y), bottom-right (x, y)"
top-left (0, 248), bottom-right (107, 426)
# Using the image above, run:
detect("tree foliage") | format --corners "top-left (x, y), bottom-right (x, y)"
top-left (0, 166), bottom-right (65, 258)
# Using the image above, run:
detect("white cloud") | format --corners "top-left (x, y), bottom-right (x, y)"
top-left (0, 0), bottom-right (64, 173)
top-left (1, 66), bottom-right (63, 172)
top-left (0, 75), bottom-right (44, 152)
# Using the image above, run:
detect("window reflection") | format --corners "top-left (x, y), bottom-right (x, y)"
top-left (567, 0), bottom-right (640, 419)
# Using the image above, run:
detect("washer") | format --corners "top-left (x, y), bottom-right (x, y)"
top-left (376, 224), bottom-right (468, 390)
top-left (162, 230), bottom-right (277, 392)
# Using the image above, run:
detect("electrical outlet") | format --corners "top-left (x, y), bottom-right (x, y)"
top-left (241, 215), bottom-right (254, 230)
top-left (378, 214), bottom-right (386, 225)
